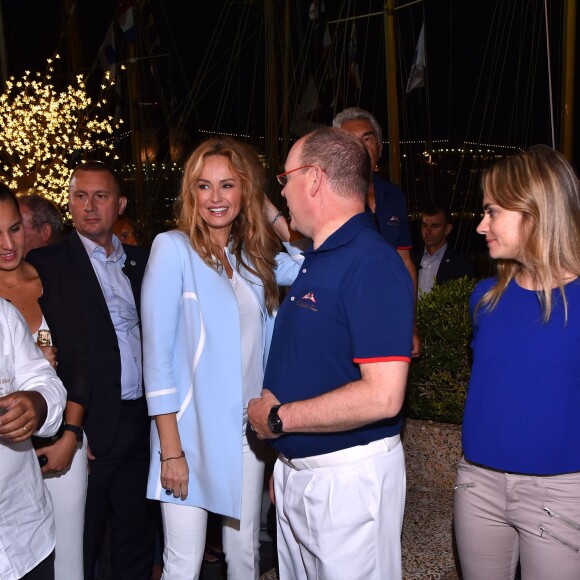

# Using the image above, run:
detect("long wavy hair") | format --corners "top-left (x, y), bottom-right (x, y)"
top-left (175, 137), bottom-right (280, 314)
top-left (478, 145), bottom-right (580, 322)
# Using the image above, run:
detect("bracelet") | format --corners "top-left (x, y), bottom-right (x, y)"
top-left (159, 450), bottom-right (185, 462)
top-left (270, 210), bottom-right (284, 226)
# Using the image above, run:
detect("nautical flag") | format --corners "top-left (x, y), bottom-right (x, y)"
top-left (99, 23), bottom-right (117, 77)
top-left (119, 0), bottom-right (135, 43)
top-left (406, 21), bottom-right (425, 94)
top-left (349, 23), bottom-right (361, 91)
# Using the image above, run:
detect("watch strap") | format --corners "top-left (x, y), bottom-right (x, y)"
top-left (62, 423), bottom-right (83, 443)
top-left (268, 404), bottom-right (284, 434)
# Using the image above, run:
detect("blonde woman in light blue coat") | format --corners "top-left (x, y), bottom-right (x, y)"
top-left (142, 137), bottom-right (302, 580)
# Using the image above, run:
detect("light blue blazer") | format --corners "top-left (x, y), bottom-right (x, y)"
top-left (143, 230), bottom-right (302, 518)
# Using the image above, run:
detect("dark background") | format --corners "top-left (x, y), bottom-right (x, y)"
top-left (1, 0), bottom-right (578, 251)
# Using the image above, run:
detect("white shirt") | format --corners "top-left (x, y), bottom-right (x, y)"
top-left (228, 268), bottom-right (263, 429)
top-left (0, 299), bottom-right (66, 580)
top-left (418, 243), bottom-right (448, 296)
top-left (78, 233), bottom-right (143, 400)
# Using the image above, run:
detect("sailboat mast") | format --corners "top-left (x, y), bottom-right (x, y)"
top-left (560, 0), bottom-right (576, 161)
top-left (384, 0), bottom-right (401, 187)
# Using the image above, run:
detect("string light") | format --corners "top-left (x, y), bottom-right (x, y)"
top-left (0, 57), bottom-right (122, 208)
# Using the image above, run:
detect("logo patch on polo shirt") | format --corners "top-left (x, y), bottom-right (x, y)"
top-left (387, 215), bottom-right (401, 226)
top-left (296, 291), bottom-right (318, 312)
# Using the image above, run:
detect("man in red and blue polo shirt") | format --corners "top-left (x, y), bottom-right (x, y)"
top-left (248, 127), bottom-right (414, 580)
top-left (333, 106), bottom-right (420, 357)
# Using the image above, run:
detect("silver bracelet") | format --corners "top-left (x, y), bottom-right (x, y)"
top-left (270, 210), bottom-right (284, 226)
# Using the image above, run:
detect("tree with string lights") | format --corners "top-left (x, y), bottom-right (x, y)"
top-left (0, 56), bottom-right (122, 209)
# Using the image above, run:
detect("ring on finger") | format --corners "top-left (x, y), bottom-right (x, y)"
top-left (22, 426), bottom-right (28, 434)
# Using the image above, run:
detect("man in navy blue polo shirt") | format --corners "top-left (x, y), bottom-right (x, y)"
top-left (248, 127), bottom-right (414, 580)
top-left (333, 106), bottom-right (420, 357)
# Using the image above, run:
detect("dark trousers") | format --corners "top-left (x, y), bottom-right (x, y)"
top-left (22, 552), bottom-right (55, 580)
top-left (84, 400), bottom-right (156, 580)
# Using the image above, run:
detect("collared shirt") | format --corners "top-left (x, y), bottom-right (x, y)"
top-left (369, 174), bottom-right (413, 250)
top-left (78, 233), bottom-right (142, 400)
top-left (418, 243), bottom-right (448, 296)
top-left (0, 300), bottom-right (66, 580)
top-left (265, 213), bottom-right (413, 458)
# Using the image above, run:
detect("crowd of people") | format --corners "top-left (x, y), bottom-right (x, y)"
top-left (0, 106), bottom-right (578, 580)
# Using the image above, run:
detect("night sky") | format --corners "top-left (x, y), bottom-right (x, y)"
top-left (1, 0), bottom-right (578, 169)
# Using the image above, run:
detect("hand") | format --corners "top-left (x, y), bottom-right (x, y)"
top-left (35, 430), bottom-right (78, 475)
top-left (248, 388), bottom-right (281, 440)
top-left (38, 345), bottom-right (58, 369)
top-left (160, 453), bottom-right (189, 500)
top-left (411, 327), bottom-right (422, 358)
top-left (86, 444), bottom-right (94, 475)
top-left (0, 391), bottom-right (47, 442)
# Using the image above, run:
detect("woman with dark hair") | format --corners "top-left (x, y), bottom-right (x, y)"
top-left (0, 184), bottom-right (86, 580)
top-left (142, 137), bottom-right (302, 579)
top-left (454, 145), bottom-right (580, 580)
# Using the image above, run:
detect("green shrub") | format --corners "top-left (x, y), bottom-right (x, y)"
top-left (406, 276), bottom-right (478, 424)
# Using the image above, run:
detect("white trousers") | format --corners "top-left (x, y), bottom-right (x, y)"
top-left (43, 436), bottom-right (88, 580)
top-left (274, 436), bottom-right (406, 580)
top-left (161, 434), bottom-right (265, 580)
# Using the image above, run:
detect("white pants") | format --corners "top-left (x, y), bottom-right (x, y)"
top-left (161, 434), bottom-right (265, 580)
top-left (274, 436), bottom-right (406, 580)
top-left (43, 437), bottom-right (88, 580)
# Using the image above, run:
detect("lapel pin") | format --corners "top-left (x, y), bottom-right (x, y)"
top-left (130, 260), bottom-right (136, 266)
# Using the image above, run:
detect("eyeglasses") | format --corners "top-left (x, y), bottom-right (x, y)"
top-left (276, 165), bottom-right (315, 187)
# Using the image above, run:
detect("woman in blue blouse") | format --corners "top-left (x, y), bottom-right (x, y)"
top-left (142, 137), bottom-right (301, 579)
top-left (454, 145), bottom-right (580, 579)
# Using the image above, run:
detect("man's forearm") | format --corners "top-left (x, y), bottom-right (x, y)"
top-left (279, 363), bottom-right (408, 433)
top-left (249, 361), bottom-right (409, 439)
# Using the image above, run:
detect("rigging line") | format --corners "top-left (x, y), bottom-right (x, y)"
top-left (244, 25), bottom-right (261, 139)
top-left (396, 9), bottom-right (422, 207)
top-left (421, 5), bottom-right (434, 205)
top-left (177, 0), bottom-right (233, 131)
top-left (284, 1), bottom-right (306, 149)
top-left (335, 0), bottom-right (351, 114)
top-left (158, 2), bottom-right (189, 101)
top-left (289, 2), bottom-right (337, 136)
top-left (293, 7), bottom-right (315, 99)
top-left (284, 1), bottom-right (314, 136)
top-left (451, 0), bottom-right (501, 210)
top-left (514, 1), bottom-right (543, 148)
top-left (356, 0), bottom-right (375, 107)
top-left (271, 1), bottom-right (296, 150)
top-left (543, 0), bottom-right (555, 149)
top-left (479, 0), bottom-right (517, 148)
top-left (192, 24), bottom-right (261, 110)
top-left (212, 1), bottom-right (253, 133)
top-left (506, 0), bottom-right (527, 148)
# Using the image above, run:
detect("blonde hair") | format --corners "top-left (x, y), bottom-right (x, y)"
top-left (175, 137), bottom-right (280, 314)
top-left (478, 145), bottom-right (580, 321)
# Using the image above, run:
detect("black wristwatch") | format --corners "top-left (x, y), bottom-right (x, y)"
top-left (62, 423), bottom-right (83, 444)
top-left (267, 405), bottom-right (284, 435)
